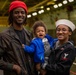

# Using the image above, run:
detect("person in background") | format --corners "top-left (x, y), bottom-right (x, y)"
top-left (22, 20), bottom-right (57, 75)
top-left (0, 1), bottom-right (35, 75)
top-left (41, 19), bottom-right (76, 75)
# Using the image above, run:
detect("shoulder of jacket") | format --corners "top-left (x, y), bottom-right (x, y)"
top-left (67, 41), bottom-right (74, 46)
top-left (62, 41), bottom-right (75, 50)
top-left (32, 37), bottom-right (42, 41)
top-left (24, 28), bottom-right (31, 34)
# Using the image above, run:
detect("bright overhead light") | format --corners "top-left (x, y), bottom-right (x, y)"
top-left (53, 4), bottom-right (58, 8)
top-left (58, 3), bottom-right (62, 7)
top-left (40, 6), bottom-right (44, 9)
top-left (38, 9), bottom-right (44, 14)
top-left (63, 0), bottom-right (68, 4)
top-left (38, 11), bottom-right (42, 14)
top-left (27, 14), bottom-right (31, 18)
top-left (41, 9), bottom-right (44, 13)
top-left (46, 7), bottom-right (50, 11)
top-left (32, 12), bottom-right (37, 16)
top-left (68, 0), bottom-right (74, 2)
top-left (53, 0), bottom-right (57, 1)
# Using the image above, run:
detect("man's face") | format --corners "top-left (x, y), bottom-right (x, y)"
top-left (13, 7), bottom-right (27, 26)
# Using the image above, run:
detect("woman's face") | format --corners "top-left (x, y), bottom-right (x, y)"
top-left (56, 25), bottom-right (72, 42)
top-left (35, 26), bottom-right (46, 39)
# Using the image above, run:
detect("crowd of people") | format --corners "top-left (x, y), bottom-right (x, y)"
top-left (0, 1), bottom-right (75, 75)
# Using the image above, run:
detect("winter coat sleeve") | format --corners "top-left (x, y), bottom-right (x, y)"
top-left (45, 34), bottom-right (58, 48)
top-left (24, 38), bottom-right (45, 63)
top-left (0, 34), bottom-right (13, 70)
top-left (24, 41), bottom-right (35, 53)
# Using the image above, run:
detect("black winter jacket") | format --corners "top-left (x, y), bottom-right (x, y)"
top-left (45, 41), bottom-right (75, 75)
top-left (0, 26), bottom-right (35, 75)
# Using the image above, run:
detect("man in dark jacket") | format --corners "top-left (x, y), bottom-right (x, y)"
top-left (0, 1), bottom-right (35, 75)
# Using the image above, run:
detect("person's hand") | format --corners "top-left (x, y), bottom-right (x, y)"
top-left (13, 64), bottom-right (21, 75)
top-left (41, 63), bottom-right (47, 69)
top-left (36, 63), bottom-right (41, 71)
top-left (22, 44), bottom-right (25, 48)
top-left (40, 69), bottom-right (46, 75)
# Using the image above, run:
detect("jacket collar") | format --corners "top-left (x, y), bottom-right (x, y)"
top-left (8, 26), bottom-right (31, 45)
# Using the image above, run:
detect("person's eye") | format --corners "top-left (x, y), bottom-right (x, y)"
top-left (21, 11), bottom-right (25, 14)
top-left (62, 29), bottom-right (67, 31)
top-left (56, 29), bottom-right (60, 31)
top-left (14, 11), bottom-right (19, 14)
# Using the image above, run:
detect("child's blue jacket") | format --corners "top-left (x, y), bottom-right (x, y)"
top-left (24, 34), bottom-right (57, 63)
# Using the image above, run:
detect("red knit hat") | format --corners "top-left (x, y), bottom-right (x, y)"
top-left (9, 1), bottom-right (27, 13)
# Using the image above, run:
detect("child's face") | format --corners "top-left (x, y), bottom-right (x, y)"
top-left (35, 26), bottom-right (46, 39)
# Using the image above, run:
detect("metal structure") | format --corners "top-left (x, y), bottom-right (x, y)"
top-left (0, 0), bottom-right (64, 16)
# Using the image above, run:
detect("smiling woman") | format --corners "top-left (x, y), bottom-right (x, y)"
top-left (55, 19), bottom-right (75, 43)
top-left (41, 19), bottom-right (76, 75)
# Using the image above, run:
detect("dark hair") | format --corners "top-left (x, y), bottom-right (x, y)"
top-left (32, 20), bottom-right (47, 36)
top-left (8, 10), bottom-right (27, 25)
top-left (68, 27), bottom-right (73, 41)
top-left (68, 27), bottom-right (72, 32)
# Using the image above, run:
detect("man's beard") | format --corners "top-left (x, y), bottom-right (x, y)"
top-left (14, 19), bottom-right (25, 26)
top-left (15, 22), bottom-right (23, 26)
top-left (13, 16), bottom-right (27, 26)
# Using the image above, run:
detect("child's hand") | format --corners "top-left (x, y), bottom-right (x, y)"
top-left (22, 44), bottom-right (25, 48)
top-left (40, 69), bottom-right (46, 75)
top-left (36, 63), bottom-right (41, 71)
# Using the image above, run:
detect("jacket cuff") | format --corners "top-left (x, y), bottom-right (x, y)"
top-left (6, 63), bottom-right (13, 70)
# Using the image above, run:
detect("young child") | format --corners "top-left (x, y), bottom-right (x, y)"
top-left (22, 20), bottom-right (57, 75)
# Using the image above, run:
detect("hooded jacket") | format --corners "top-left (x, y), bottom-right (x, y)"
top-left (24, 34), bottom-right (57, 63)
